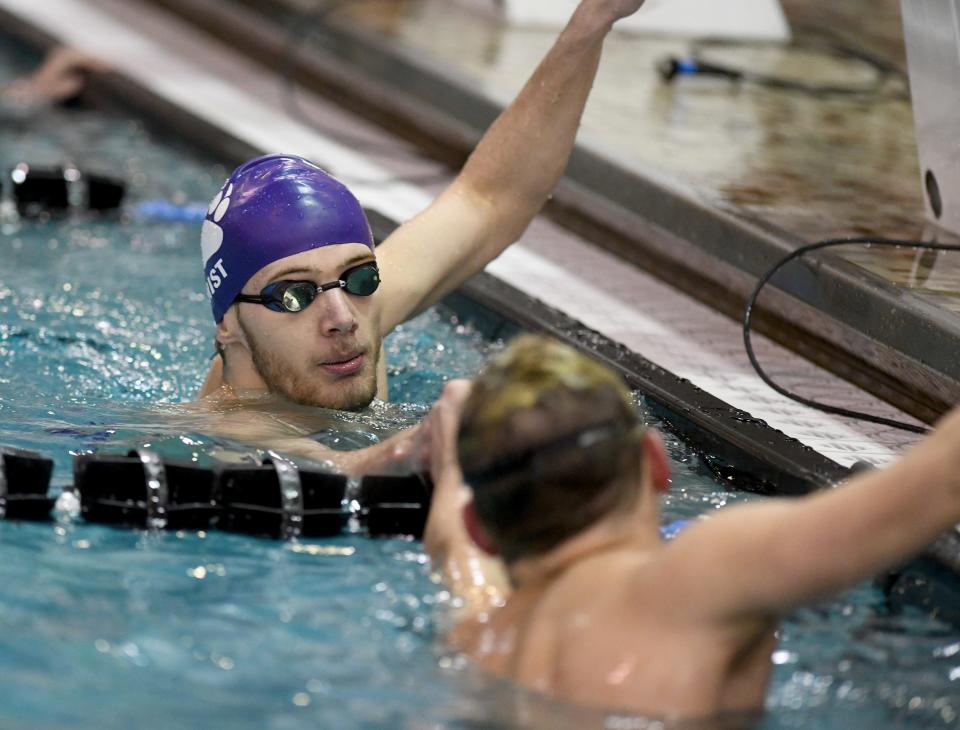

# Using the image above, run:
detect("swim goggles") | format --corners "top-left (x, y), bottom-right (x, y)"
top-left (234, 261), bottom-right (381, 313)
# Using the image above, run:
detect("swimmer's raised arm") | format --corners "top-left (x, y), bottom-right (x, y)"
top-left (657, 406), bottom-right (960, 623)
top-left (376, 0), bottom-right (648, 333)
top-left (423, 381), bottom-right (510, 627)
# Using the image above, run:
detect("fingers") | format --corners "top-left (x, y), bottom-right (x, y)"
top-left (427, 379), bottom-right (473, 480)
top-left (25, 47), bottom-right (110, 103)
top-left (440, 378), bottom-right (473, 409)
top-left (595, 0), bottom-right (647, 21)
top-left (44, 47), bottom-right (111, 75)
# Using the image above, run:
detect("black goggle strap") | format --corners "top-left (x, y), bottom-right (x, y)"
top-left (463, 420), bottom-right (635, 489)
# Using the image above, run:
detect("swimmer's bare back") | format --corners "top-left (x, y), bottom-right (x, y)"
top-left (455, 542), bottom-right (775, 718)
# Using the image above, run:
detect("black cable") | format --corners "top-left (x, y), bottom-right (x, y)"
top-left (279, 0), bottom-right (454, 188)
top-left (743, 237), bottom-right (960, 435)
top-left (662, 36), bottom-right (908, 100)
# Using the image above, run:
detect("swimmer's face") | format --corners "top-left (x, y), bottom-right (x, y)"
top-left (224, 244), bottom-right (383, 410)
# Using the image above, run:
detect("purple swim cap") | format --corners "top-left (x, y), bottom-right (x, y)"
top-left (201, 154), bottom-right (374, 322)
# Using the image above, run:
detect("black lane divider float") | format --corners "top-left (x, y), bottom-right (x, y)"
top-left (0, 446), bottom-right (55, 520)
top-left (1, 446), bottom-right (432, 540)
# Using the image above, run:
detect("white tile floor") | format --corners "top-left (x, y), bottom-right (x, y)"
top-left (0, 0), bottom-right (927, 468)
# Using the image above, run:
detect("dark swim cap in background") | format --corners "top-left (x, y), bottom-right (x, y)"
top-left (201, 154), bottom-right (375, 323)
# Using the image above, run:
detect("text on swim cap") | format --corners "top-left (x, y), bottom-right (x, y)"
top-left (206, 258), bottom-right (229, 296)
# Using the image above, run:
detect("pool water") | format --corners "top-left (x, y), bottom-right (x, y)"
top-left (1, 35), bottom-right (958, 730)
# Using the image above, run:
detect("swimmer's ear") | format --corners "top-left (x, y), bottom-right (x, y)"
top-left (642, 430), bottom-right (671, 494)
top-left (216, 307), bottom-right (248, 350)
top-left (463, 499), bottom-right (499, 556)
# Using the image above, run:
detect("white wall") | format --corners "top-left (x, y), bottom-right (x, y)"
top-left (501, 0), bottom-right (791, 41)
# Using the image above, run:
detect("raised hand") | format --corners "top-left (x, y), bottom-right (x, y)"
top-left (23, 47), bottom-right (110, 102)
top-left (588, 0), bottom-right (648, 22)
top-left (422, 380), bottom-right (473, 559)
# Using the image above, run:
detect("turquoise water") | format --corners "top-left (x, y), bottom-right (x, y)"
top-left (1, 36), bottom-right (958, 730)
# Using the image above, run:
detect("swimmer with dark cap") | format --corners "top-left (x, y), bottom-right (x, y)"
top-left (423, 334), bottom-right (960, 720)
top-left (193, 0), bottom-right (649, 473)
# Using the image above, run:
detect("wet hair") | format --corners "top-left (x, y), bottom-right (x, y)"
top-left (458, 335), bottom-right (644, 564)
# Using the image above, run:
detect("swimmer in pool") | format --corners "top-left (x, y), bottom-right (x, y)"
top-left (422, 334), bottom-right (960, 719)
top-left (192, 1), bottom-right (650, 473)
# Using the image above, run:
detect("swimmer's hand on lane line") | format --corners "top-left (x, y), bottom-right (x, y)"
top-left (331, 418), bottom-right (430, 477)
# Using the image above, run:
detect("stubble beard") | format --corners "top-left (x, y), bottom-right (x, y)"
top-left (241, 321), bottom-right (380, 411)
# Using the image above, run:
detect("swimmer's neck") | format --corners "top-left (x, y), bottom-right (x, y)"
top-left (203, 381), bottom-right (271, 404)
top-left (219, 382), bottom-right (266, 400)
top-left (206, 384), bottom-right (354, 416)
top-left (507, 487), bottom-right (661, 589)
top-left (220, 351), bottom-right (270, 394)
top-left (201, 383), bottom-right (320, 416)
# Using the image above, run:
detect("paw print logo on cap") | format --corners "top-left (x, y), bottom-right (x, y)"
top-left (200, 181), bottom-right (233, 265)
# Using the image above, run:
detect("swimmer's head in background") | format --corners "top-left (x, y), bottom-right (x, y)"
top-left (200, 154), bottom-right (375, 323)
top-left (458, 335), bottom-right (644, 563)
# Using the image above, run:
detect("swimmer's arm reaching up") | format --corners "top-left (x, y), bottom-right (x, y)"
top-left (423, 382), bottom-right (510, 628)
top-left (375, 0), bottom-right (648, 333)
top-left (654, 407), bottom-right (960, 625)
